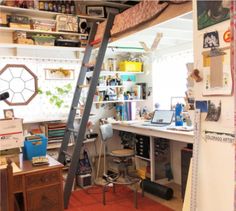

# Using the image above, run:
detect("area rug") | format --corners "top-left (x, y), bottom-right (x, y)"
top-left (67, 185), bottom-right (173, 211)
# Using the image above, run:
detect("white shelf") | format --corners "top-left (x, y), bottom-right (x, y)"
top-left (0, 43), bottom-right (85, 51)
top-left (93, 99), bottom-right (145, 104)
top-left (0, 5), bottom-right (105, 21)
top-left (97, 85), bottom-right (124, 89)
top-left (23, 114), bottom-right (96, 124)
top-left (47, 142), bottom-right (74, 149)
top-left (135, 155), bottom-right (151, 161)
top-left (81, 85), bottom-right (124, 89)
top-left (79, 1), bottom-right (132, 9)
top-left (0, 26), bottom-right (88, 36)
top-left (86, 71), bottom-right (144, 77)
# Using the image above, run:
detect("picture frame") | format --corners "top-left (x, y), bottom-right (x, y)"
top-left (45, 68), bottom-right (75, 80)
top-left (197, 0), bottom-right (230, 30)
top-left (86, 6), bottom-right (105, 18)
top-left (3, 109), bottom-right (14, 119)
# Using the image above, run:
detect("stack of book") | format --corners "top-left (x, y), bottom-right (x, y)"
top-left (45, 122), bottom-right (66, 143)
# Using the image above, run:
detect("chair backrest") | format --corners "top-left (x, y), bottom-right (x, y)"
top-left (0, 159), bottom-right (14, 211)
top-left (100, 124), bottom-right (113, 142)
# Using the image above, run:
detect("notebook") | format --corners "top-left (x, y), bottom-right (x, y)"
top-left (142, 110), bottom-right (174, 127)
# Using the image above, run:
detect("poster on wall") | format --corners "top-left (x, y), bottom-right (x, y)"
top-left (202, 49), bottom-right (232, 96)
top-left (197, 0), bottom-right (230, 30)
top-left (45, 68), bottom-right (74, 80)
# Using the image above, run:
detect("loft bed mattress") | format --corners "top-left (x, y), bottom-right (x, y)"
top-left (94, 0), bottom-right (189, 41)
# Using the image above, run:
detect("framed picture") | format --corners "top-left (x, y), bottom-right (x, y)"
top-left (3, 109), bottom-right (14, 119)
top-left (197, 0), bottom-right (230, 30)
top-left (86, 6), bottom-right (105, 18)
top-left (45, 68), bottom-right (75, 80)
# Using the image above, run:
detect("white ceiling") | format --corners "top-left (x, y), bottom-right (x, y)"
top-left (108, 12), bottom-right (193, 52)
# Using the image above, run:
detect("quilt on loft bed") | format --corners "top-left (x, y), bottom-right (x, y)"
top-left (94, 0), bottom-right (189, 41)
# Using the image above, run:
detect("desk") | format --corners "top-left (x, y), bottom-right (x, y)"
top-left (112, 122), bottom-right (194, 182)
top-left (13, 154), bottom-right (64, 211)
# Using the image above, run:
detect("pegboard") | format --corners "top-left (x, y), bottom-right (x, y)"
top-left (0, 57), bottom-right (81, 123)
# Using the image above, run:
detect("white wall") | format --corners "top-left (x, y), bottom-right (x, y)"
top-left (193, 2), bottom-right (234, 211)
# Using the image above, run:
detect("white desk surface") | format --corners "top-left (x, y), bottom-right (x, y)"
top-left (112, 121), bottom-right (194, 144)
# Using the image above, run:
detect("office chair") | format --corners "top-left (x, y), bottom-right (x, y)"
top-left (0, 159), bottom-right (14, 211)
top-left (99, 123), bottom-right (141, 208)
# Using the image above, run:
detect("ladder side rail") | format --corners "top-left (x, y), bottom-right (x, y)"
top-left (58, 22), bottom-right (98, 164)
top-left (63, 13), bottom-right (116, 208)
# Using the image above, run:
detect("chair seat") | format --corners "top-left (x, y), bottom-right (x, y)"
top-left (110, 149), bottom-right (135, 157)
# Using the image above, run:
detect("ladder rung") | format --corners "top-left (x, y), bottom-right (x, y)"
top-left (63, 150), bottom-right (72, 157)
top-left (67, 128), bottom-right (78, 134)
top-left (79, 84), bottom-right (89, 88)
top-left (83, 63), bottom-right (94, 68)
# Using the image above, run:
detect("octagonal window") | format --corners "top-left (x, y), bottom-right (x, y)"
top-left (0, 64), bottom-right (38, 105)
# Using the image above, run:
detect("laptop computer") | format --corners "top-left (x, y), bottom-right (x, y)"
top-left (142, 110), bottom-right (174, 127)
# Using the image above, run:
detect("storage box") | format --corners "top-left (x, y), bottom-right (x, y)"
top-left (31, 18), bottom-right (56, 32)
top-left (23, 135), bottom-right (48, 160)
top-left (33, 35), bottom-right (55, 46)
top-left (56, 14), bottom-right (78, 32)
top-left (9, 22), bottom-right (31, 29)
top-left (8, 15), bottom-right (30, 24)
top-left (76, 174), bottom-right (92, 187)
top-left (137, 167), bottom-right (146, 179)
top-left (0, 13), bottom-right (8, 26)
top-left (55, 39), bottom-right (80, 47)
top-left (0, 119), bottom-right (24, 150)
top-left (119, 61), bottom-right (143, 72)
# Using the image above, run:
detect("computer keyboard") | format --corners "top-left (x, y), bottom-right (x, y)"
top-left (142, 123), bottom-right (168, 127)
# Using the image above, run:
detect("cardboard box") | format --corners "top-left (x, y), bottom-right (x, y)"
top-left (76, 174), bottom-right (92, 187)
top-left (0, 119), bottom-right (24, 150)
top-left (0, 13), bottom-right (8, 26)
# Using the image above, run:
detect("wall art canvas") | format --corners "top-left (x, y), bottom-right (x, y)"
top-left (197, 0), bottom-right (230, 30)
top-left (45, 68), bottom-right (74, 80)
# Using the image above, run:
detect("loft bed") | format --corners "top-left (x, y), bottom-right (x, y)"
top-left (93, 0), bottom-right (192, 44)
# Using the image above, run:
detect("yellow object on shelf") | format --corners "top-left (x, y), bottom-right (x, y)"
top-left (119, 61), bottom-right (143, 72)
top-left (137, 167), bottom-right (146, 179)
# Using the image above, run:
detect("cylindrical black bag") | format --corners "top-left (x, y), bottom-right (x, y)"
top-left (141, 179), bottom-right (173, 200)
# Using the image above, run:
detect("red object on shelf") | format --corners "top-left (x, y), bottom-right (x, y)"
top-left (90, 39), bottom-right (101, 46)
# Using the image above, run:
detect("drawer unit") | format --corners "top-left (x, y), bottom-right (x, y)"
top-left (135, 135), bottom-right (150, 159)
top-left (13, 175), bottom-right (23, 193)
top-left (25, 169), bottom-right (60, 189)
top-left (26, 184), bottom-right (62, 211)
top-left (154, 138), bottom-right (171, 180)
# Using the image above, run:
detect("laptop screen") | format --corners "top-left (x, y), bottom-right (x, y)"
top-left (151, 110), bottom-right (174, 124)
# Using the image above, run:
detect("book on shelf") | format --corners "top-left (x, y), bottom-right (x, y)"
top-left (115, 102), bottom-right (136, 121)
top-left (43, 122), bottom-right (66, 140)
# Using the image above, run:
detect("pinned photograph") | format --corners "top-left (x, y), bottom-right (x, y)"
top-left (203, 31), bottom-right (219, 49)
top-left (3, 109), bottom-right (14, 119)
top-left (205, 101), bottom-right (221, 121)
top-left (86, 6), bottom-right (105, 18)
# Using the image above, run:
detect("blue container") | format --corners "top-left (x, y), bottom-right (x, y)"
top-left (23, 135), bottom-right (48, 160)
top-left (175, 103), bottom-right (183, 126)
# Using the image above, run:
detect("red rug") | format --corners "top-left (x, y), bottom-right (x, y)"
top-left (67, 185), bottom-right (173, 211)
